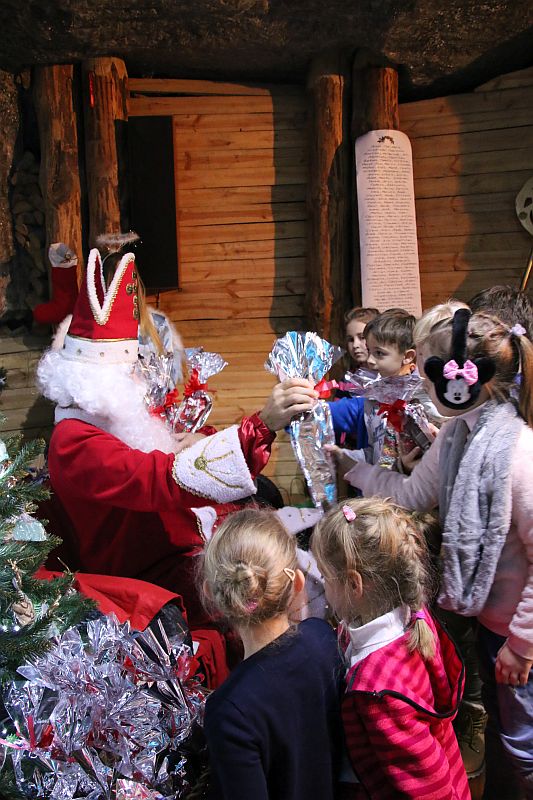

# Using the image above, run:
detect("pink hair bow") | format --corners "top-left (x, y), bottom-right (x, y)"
top-left (442, 359), bottom-right (478, 386)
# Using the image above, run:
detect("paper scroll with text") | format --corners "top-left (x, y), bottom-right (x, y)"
top-left (355, 130), bottom-right (422, 316)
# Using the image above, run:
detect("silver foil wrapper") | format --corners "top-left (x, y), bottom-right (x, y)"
top-left (174, 347), bottom-right (227, 433)
top-left (0, 615), bottom-right (205, 800)
top-left (342, 369), bottom-right (422, 402)
top-left (343, 370), bottom-right (435, 452)
top-left (265, 332), bottom-right (343, 509)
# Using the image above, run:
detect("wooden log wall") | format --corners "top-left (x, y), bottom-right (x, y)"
top-left (128, 80), bottom-right (309, 503)
top-left (0, 70), bottom-right (19, 316)
top-left (0, 334), bottom-right (54, 439)
top-left (400, 65), bottom-right (533, 308)
top-left (82, 58), bottom-right (128, 246)
top-left (34, 65), bottom-right (84, 278)
top-left (306, 52), bottom-right (351, 348)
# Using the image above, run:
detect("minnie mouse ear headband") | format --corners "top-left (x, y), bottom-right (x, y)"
top-left (424, 309), bottom-right (496, 410)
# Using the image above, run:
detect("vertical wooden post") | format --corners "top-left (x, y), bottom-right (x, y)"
top-left (351, 64), bottom-right (399, 303)
top-left (0, 70), bottom-right (19, 315)
top-left (81, 57), bottom-right (128, 247)
top-left (306, 51), bottom-right (351, 346)
top-left (33, 65), bottom-right (84, 278)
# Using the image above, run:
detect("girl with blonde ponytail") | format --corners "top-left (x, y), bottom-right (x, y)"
top-left (200, 508), bottom-right (343, 800)
top-left (312, 498), bottom-right (469, 799)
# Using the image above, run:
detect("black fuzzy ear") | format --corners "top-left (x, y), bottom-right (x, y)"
top-left (451, 309), bottom-right (471, 363)
top-left (476, 357), bottom-right (496, 386)
top-left (423, 357), bottom-right (444, 383)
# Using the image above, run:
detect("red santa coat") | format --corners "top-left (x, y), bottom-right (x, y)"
top-left (46, 413), bottom-right (274, 628)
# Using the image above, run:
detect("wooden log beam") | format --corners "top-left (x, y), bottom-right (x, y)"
top-left (81, 57), bottom-right (128, 246)
top-left (351, 63), bottom-right (399, 304)
top-left (0, 69), bottom-right (18, 315)
top-left (306, 50), bottom-right (351, 345)
top-left (33, 65), bottom-right (84, 279)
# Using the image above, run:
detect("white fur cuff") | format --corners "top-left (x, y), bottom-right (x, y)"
top-left (172, 425), bottom-right (256, 503)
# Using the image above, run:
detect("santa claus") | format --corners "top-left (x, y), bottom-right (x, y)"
top-left (37, 238), bottom-right (317, 633)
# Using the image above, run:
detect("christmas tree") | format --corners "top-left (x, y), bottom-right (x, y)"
top-left (0, 406), bottom-right (91, 684)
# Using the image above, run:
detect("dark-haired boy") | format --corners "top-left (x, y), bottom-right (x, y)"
top-left (331, 310), bottom-right (417, 468)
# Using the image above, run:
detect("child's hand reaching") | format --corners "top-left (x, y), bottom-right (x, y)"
top-left (495, 641), bottom-right (533, 686)
top-left (325, 444), bottom-right (365, 476)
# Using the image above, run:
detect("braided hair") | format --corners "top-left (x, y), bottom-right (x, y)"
top-left (312, 498), bottom-right (437, 659)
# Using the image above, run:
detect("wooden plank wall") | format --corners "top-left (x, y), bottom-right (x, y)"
top-left (128, 81), bottom-right (310, 503)
top-left (0, 334), bottom-right (53, 439)
top-left (400, 66), bottom-right (533, 308)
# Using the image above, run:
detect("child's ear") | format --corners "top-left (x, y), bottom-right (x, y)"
top-left (424, 357), bottom-right (444, 383)
top-left (294, 568), bottom-right (306, 595)
top-left (346, 569), bottom-right (363, 600)
top-left (403, 347), bottom-right (416, 366)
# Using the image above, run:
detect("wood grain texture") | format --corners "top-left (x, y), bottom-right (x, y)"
top-left (81, 57), bottom-right (128, 246)
top-left (401, 66), bottom-right (533, 308)
top-left (33, 65), bottom-right (84, 277)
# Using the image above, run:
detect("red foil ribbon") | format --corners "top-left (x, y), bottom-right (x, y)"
top-left (151, 388), bottom-right (180, 416)
top-left (184, 368), bottom-right (209, 397)
top-left (377, 399), bottom-right (407, 433)
top-left (314, 378), bottom-right (338, 399)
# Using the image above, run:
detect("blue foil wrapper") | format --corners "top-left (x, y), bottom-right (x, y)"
top-left (265, 332), bottom-right (343, 509)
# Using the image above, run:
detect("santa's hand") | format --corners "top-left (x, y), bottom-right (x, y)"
top-left (259, 378), bottom-right (318, 432)
top-left (495, 642), bottom-right (533, 686)
top-left (174, 431), bottom-right (207, 454)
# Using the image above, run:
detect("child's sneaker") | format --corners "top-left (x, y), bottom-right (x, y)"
top-left (453, 700), bottom-right (488, 778)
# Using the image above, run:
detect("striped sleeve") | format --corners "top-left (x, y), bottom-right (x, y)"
top-left (343, 694), bottom-right (463, 799)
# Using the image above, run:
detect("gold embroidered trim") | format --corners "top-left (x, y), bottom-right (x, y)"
top-left (192, 512), bottom-right (208, 544)
top-left (172, 432), bottom-right (248, 496)
top-left (171, 464), bottom-right (218, 500)
top-left (66, 333), bottom-right (138, 343)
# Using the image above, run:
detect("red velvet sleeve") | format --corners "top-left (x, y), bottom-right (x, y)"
top-left (49, 416), bottom-right (274, 514)
top-left (237, 413), bottom-right (275, 479)
top-left (48, 420), bottom-right (208, 513)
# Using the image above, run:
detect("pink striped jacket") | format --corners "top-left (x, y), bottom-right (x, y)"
top-left (342, 612), bottom-right (470, 799)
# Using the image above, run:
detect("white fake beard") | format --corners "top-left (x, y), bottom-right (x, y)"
top-left (37, 349), bottom-right (178, 454)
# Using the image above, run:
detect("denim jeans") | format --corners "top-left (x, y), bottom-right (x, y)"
top-left (478, 623), bottom-right (533, 800)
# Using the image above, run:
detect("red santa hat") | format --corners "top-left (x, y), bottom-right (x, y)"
top-left (61, 241), bottom-right (140, 364)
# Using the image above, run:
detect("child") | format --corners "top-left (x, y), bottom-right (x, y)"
top-left (344, 306), bottom-right (380, 370)
top-left (332, 309), bottom-right (533, 798)
top-left (469, 284), bottom-right (532, 340)
top-left (312, 498), bottom-right (469, 800)
top-left (331, 309), bottom-right (417, 468)
top-left (200, 508), bottom-right (343, 800)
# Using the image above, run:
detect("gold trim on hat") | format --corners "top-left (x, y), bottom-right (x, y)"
top-left (66, 333), bottom-right (137, 343)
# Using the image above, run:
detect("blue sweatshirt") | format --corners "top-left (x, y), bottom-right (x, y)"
top-left (329, 396), bottom-right (368, 449)
top-left (204, 618), bottom-right (343, 800)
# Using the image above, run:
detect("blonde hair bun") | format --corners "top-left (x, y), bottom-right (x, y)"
top-left (201, 509), bottom-right (298, 627)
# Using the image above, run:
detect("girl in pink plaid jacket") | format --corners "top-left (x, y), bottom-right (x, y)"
top-left (312, 498), bottom-right (470, 800)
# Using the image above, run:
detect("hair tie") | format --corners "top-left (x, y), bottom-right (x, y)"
top-left (510, 323), bottom-right (526, 337)
top-left (342, 504), bottom-right (357, 522)
top-left (411, 609), bottom-right (426, 624)
top-left (245, 600), bottom-right (258, 613)
top-left (283, 568), bottom-right (296, 582)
